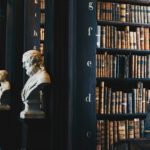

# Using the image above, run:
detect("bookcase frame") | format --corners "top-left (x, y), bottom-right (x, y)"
top-left (96, 0), bottom-right (150, 149)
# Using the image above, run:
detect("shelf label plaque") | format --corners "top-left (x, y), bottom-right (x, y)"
top-left (85, 93), bottom-right (91, 103)
top-left (87, 61), bottom-right (92, 67)
top-left (88, 2), bottom-right (94, 11)
top-left (88, 27), bottom-right (93, 36)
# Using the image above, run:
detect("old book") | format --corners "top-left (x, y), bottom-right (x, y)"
top-left (96, 1), bottom-right (101, 21)
top-left (144, 28), bottom-right (149, 50)
top-left (120, 4), bottom-right (126, 22)
top-left (118, 121), bottom-right (126, 140)
top-left (128, 120), bottom-right (134, 139)
top-left (134, 118), bottom-right (140, 138)
top-left (96, 86), bottom-right (100, 114)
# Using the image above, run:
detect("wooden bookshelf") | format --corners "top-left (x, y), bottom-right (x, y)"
top-left (97, 48), bottom-right (150, 55)
top-left (97, 113), bottom-right (146, 120)
top-left (97, 20), bottom-right (150, 28)
top-left (98, 0), bottom-right (150, 5)
top-left (96, 0), bottom-right (150, 149)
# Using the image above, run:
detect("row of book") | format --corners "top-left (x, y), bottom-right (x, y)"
top-left (97, 25), bottom-right (149, 50)
top-left (96, 81), bottom-right (150, 114)
top-left (97, 119), bottom-right (145, 150)
top-left (96, 53), bottom-right (150, 78)
top-left (97, 2), bottom-right (150, 23)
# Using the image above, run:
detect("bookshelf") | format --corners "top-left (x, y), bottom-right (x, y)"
top-left (40, 0), bottom-right (45, 54)
top-left (96, 0), bottom-right (150, 149)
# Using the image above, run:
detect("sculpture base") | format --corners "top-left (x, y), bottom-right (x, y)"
top-left (20, 110), bottom-right (45, 119)
top-left (0, 104), bottom-right (10, 110)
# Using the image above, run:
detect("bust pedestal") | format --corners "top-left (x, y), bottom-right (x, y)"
top-left (20, 85), bottom-right (48, 119)
top-left (20, 99), bottom-right (45, 119)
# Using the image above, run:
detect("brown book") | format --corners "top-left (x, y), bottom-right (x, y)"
top-left (142, 88), bottom-right (146, 113)
top-left (122, 92), bottom-right (127, 114)
top-left (136, 27), bottom-right (141, 50)
top-left (134, 118), bottom-right (140, 138)
top-left (133, 32), bottom-right (137, 49)
top-left (101, 2), bottom-right (106, 20)
top-left (118, 91), bottom-right (122, 114)
top-left (96, 1), bottom-right (101, 21)
top-left (109, 121), bottom-right (114, 147)
top-left (113, 121), bottom-right (118, 143)
top-left (111, 92), bottom-right (116, 114)
top-left (96, 86), bottom-right (100, 114)
top-left (130, 32), bottom-right (134, 49)
top-left (144, 28), bottom-right (149, 50)
top-left (131, 55), bottom-right (135, 78)
top-left (117, 31), bottom-right (121, 49)
top-left (118, 121), bottom-right (126, 140)
top-left (125, 26), bottom-right (130, 49)
top-left (107, 87), bottom-right (112, 114)
top-left (101, 120), bottom-right (106, 150)
top-left (134, 55), bottom-right (138, 78)
top-left (140, 27), bottom-right (145, 50)
top-left (96, 121), bottom-right (101, 150)
top-left (100, 81), bottom-right (105, 114)
top-left (121, 31), bottom-right (125, 49)
top-left (106, 120), bottom-right (110, 150)
top-left (120, 4), bottom-right (126, 22)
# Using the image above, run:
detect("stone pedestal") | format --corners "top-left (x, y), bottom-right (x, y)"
top-left (20, 98), bottom-right (45, 119)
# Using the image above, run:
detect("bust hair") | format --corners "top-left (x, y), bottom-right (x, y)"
top-left (23, 50), bottom-right (44, 67)
top-left (0, 70), bottom-right (8, 78)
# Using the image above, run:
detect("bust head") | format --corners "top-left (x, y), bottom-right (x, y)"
top-left (22, 50), bottom-right (44, 77)
top-left (0, 70), bottom-right (8, 82)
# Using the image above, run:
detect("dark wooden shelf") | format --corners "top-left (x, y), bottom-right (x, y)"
top-left (40, 40), bottom-right (44, 43)
top-left (97, 20), bottom-right (150, 28)
top-left (98, 0), bottom-right (150, 5)
top-left (40, 9), bottom-right (45, 13)
top-left (96, 78), bottom-right (150, 84)
top-left (40, 23), bottom-right (45, 27)
top-left (96, 48), bottom-right (150, 55)
top-left (97, 113), bottom-right (147, 120)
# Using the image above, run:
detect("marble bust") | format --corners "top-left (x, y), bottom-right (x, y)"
top-left (20, 50), bottom-right (51, 119)
top-left (0, 70), bottom-right (11, 110)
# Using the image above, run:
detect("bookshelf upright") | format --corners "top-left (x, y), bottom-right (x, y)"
top-left (96, 0), bottom-right (150, 149)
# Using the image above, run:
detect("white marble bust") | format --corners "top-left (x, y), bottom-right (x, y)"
top-left (0, 70), bottom-right (11, 110)
top-left (20, 50), bottom-right (51, 119)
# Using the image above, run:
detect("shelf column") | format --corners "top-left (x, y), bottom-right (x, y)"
top-left (76, 0), bottom-right (96, 149)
